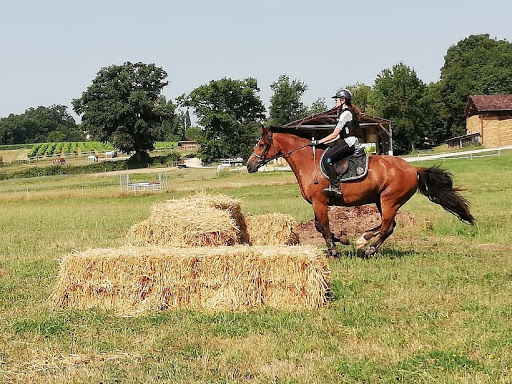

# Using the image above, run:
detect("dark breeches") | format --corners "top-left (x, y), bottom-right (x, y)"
top-left (322, 141), bottom-right (355, 169)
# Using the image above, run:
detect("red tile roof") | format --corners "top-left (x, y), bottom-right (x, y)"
top-left (465, 94), bottom-right (512, 117)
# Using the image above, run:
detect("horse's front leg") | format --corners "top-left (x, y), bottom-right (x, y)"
top-left (312, 201), bottom-right (339, 258)
top-left (355, 224), bottom-right (381, 249)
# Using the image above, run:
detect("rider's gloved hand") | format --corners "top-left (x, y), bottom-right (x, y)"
top-left (308, 140), bottom-right (320, 146)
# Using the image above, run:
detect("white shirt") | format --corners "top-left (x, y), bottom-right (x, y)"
top-left (325, 109), bottom-right (359, 147)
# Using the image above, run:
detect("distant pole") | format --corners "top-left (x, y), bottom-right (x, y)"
top-left (26, 188), bottom-right (29, 200)
top-left (388, 124), bottom-right (394, 156)
top-left (81, 185), bottom-right (84, 196)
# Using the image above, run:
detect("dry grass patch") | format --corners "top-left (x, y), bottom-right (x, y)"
top-left (2, 351), bottom-right (135, 384)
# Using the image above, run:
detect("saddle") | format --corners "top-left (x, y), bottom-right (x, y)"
top-left (320, 146), bottom-right (369, 182)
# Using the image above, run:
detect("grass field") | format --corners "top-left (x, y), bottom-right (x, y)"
top-left (0, 151), bottom-right (511, 383)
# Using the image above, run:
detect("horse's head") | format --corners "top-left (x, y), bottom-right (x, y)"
top-left (246, 125), bottom-right (279, 173)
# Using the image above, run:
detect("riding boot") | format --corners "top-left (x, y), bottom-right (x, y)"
top-left (323, 163), bottom-right (342, 196)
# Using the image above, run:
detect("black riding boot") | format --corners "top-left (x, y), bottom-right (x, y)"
top-left (323, 162), bottom-right (342, 196)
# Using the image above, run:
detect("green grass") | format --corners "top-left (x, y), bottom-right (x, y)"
top-left (0, 151), bottom-right (511, 383)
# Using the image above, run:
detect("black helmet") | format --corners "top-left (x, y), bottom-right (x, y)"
top-left (332, 89), bottom-right (352, 101)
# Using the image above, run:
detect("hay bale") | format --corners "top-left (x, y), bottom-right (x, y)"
top-left (50, 245), bottom-right (330, 314)
top-left (245, 213), bottom-right (300, 246)
top-left (127, 192), bottom-right (248, 246)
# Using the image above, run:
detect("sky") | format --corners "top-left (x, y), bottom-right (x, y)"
top-left (1, 0), bottom-right (512, 122)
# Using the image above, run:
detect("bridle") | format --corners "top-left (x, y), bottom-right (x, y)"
top-left (251, 131), bottom-right (310, 166)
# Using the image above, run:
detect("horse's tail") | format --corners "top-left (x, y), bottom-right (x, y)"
top-left (417, 166), bottom-right (474, 225)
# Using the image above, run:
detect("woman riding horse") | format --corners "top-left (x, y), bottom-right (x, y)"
top-left (311, 89), bottom-right (362, 196)
top-left (247, 126), bottom-right (473, 258)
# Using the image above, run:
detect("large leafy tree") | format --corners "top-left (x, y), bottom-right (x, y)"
top-left (440, 34), bottom-right (512, 134)
top-left (268, 75), bottom-right (309, 126)
top-left (72, 62), bottom-right (175, 161)
top-left (0, 105), bottom-right (79, 145)
top-left (424, 81), bottom-right (453, 144)
top-left (369, 63), bottom-right (435, 154)
top-left (184, 78), bottom-right (266, 164)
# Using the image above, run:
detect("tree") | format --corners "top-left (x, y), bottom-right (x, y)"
top-left (185, 126), bottom-right (202, 142)
top-left (169, 109), bottom-right (193, 141)
top-left (145, 95), bottom-right (177, 142)
top-left (184, 78), bottom-right (266, 164)
top-left (440, 34), bottom-right (512, 135)
top-left (72, 62), bottom-right (175, 161)
top-left (369, 63), bottom-right (434, 154)
top-left (308, 98), bottom-right (328, 115)
top-left (268, 75), bottom-right (309, 126)
top-left (346, 83), bottom-right (372, 113)
top-left (0, 105), bottom-right (79, 145)
top-left (424, 81), bottom-right (452, 144)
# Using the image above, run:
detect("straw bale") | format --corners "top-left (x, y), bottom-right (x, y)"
top-left (127, 192), bottom-right (248, 246)
top-left (50, 245), bottom-right (330, 314)
top-left (245, 213), bottom-right (300, 246)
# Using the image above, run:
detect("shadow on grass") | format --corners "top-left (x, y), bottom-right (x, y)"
top-left (326, 245), bottom-right (418, 260)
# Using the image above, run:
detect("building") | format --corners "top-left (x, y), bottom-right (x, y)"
top-left (177, 141), bottom-right (199, 150)
top-left (462, 94), bottom-right (512, 148)
top-left (280, 106), bottom-right (394, 155)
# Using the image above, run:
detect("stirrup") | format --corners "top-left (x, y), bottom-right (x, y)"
top-left (323, 185), bottom-right (342, 196)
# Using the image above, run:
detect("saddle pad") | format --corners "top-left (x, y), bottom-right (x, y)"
top-left (320, 149), bottom-right (369, 182)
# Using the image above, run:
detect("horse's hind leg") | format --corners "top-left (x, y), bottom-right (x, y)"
top-left (313, 201), bottom-right (339, 258)
top-left (364, 201), bottom-right (398, 258)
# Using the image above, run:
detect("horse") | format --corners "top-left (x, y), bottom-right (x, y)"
top-left (246, 126), bottom-right (474, 258)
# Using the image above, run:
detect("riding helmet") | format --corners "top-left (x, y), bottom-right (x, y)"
top-left (332, 89), bottom-right (352, 101)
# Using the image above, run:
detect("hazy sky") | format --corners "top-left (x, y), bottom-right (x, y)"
top-left (1, 0), bottom-right (511, 121)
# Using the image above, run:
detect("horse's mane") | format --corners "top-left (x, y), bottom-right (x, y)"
top-left (268, 126), bottom-right (312, 140)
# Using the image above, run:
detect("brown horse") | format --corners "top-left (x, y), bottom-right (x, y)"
top-left (246, 126), bottom-right (474, 258)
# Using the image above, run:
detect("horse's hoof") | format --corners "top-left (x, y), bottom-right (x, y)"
top-left (363, 247), bottom-right (376, 259)
top-left (338, 234), bottom-right (351, 246)
top-left (355, 236), bottom-right (367, 249)
top-left (327, 249), bottom-right (340, 259)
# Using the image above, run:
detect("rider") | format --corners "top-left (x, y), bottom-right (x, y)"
top-left (310, 89), bottom-right (362, 196)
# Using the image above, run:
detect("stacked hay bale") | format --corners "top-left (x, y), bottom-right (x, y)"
top-left (127, 193), bottom-right (247, 246)
top-left (50, 245), bottom-right (330, 313)
top-left (51, 193), bottom-right (330, 313)
top-left (245, 213), bottom-right (299, 246)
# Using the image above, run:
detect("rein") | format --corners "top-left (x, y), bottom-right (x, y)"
top-left (251, 133), bottom-right (310, 166)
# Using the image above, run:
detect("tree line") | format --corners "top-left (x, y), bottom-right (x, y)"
top-left (1, 34), bottom-right (511, 160)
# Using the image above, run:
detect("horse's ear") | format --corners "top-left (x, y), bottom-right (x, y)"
top-left (260, 124), bottom-right (271, 144)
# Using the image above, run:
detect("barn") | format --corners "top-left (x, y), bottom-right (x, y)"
top-left (461, 94), bottom-right (512, 148)
top-left (280, 106), bottom-right (394, 155)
